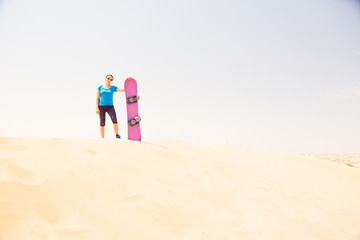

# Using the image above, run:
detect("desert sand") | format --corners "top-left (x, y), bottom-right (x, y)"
top-left (305, 154), bottom-right (360, 168)
top-left (0, 137), bottom-right (359, 240)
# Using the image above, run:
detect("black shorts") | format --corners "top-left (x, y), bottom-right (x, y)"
top-left (99, 105), bottom-right (118, 126)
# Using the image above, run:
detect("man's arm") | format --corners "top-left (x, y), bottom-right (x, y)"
top-left (96, 90), bottom-right (100, 114)
top-left (116, 88), bottom-right (125, 92)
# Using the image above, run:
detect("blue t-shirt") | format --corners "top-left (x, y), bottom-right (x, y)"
top-left (98, 85), bottom-right (118, 106)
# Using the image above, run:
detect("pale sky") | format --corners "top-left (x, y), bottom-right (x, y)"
top-left (0, 0), bottom-right (359, 153)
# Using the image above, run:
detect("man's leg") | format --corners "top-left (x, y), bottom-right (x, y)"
top-left (100, 126), bottom-right (105, 138)
top-left (99, 106), bottom-right (106, 138)
top-left (113, 124), bottom-right (119, 135)
top-left (108, 106), bottom-right (119, 137)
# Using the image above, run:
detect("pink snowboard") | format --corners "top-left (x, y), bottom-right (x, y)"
top-left (124, 77), bottom-right (141, 141)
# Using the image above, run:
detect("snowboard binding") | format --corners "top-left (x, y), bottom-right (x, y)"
top-left (128, 116), bottom-right (141, 127)
top-left (127, 95), bottom-right (140, 104)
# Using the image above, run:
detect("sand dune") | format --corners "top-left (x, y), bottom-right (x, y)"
top-left (0, 137), bottom-right (359, 240)
top-left (305, 154), bottom-right (360, 168)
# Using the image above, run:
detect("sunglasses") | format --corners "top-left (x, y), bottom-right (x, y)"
top-left (107, 77), bottom-right (113, 81)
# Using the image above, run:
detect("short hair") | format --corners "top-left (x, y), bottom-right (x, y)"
top-left (105, 74), bottom-right (114, 79)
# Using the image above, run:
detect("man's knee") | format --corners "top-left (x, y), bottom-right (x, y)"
top-left (110, 115), bottom-right (117, 124)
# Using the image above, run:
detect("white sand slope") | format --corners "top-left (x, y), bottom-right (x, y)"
top-left (0, 137), bottom-right (359, 240)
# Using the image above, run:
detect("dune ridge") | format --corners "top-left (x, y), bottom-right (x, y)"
top-left (0, 137), bottom-right (359, 240)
